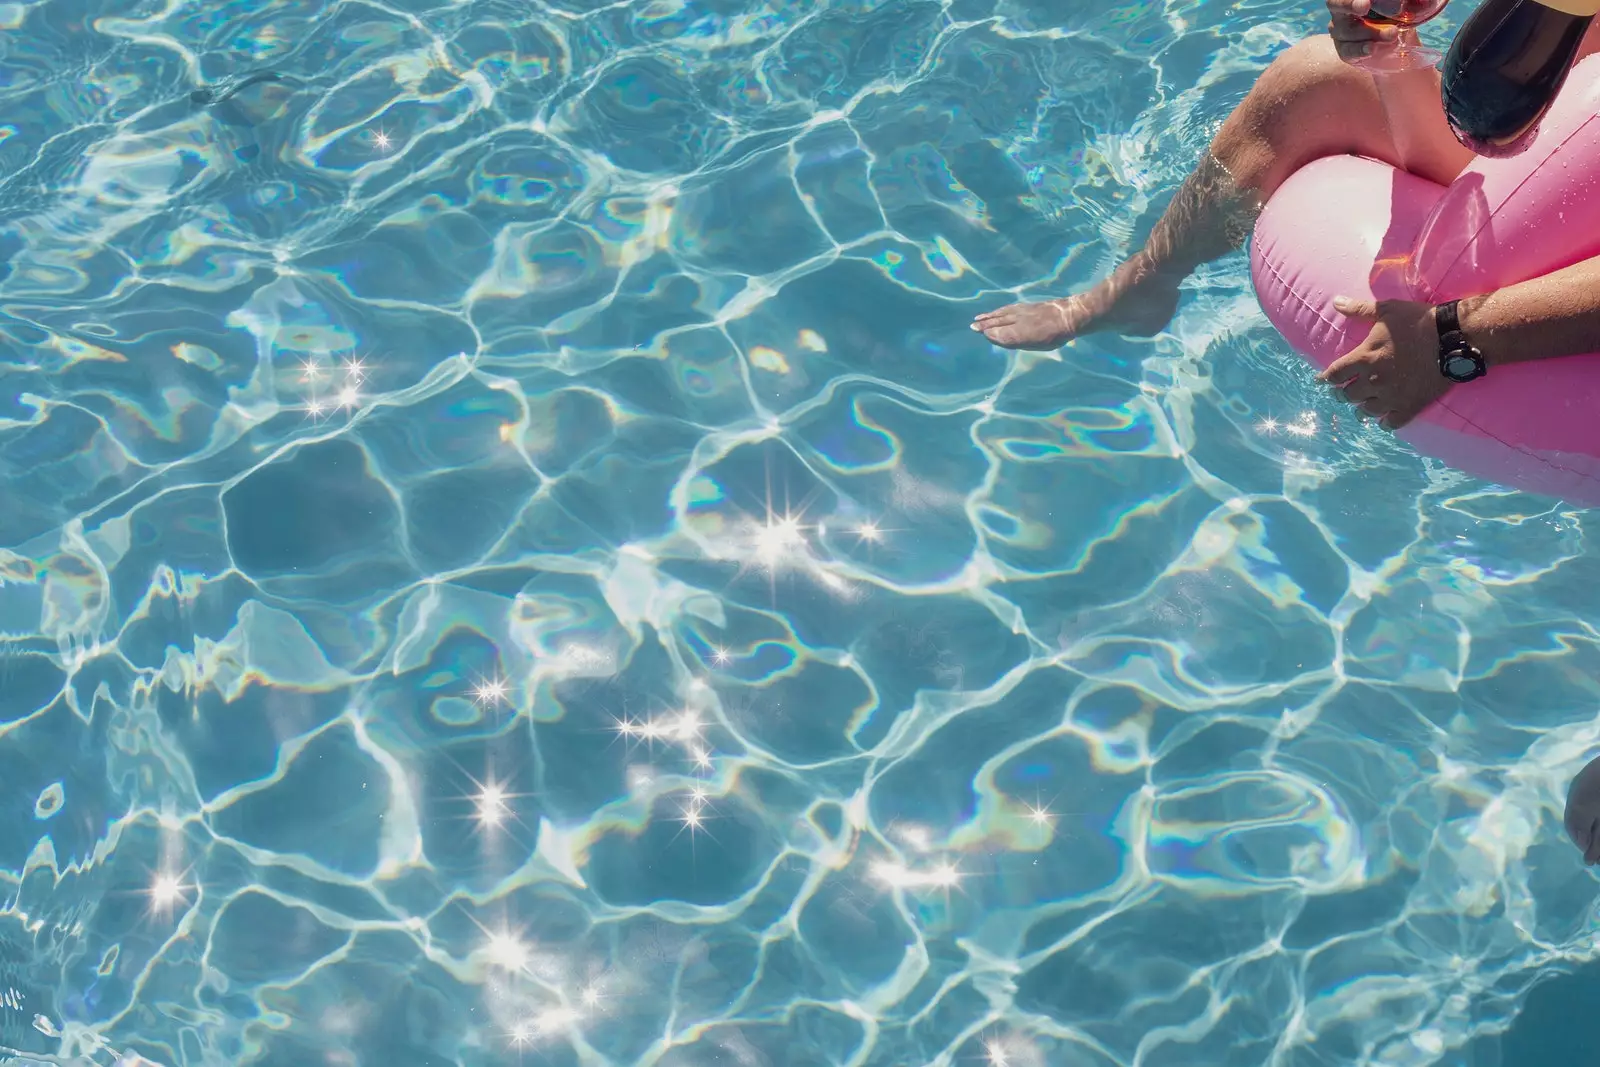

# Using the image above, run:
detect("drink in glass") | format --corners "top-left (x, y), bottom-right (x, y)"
top-left (1350, 0), bottom-right (1453, 73)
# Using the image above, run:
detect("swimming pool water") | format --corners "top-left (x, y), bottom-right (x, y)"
top-left (2, 0), bottom-right (1600, 1063)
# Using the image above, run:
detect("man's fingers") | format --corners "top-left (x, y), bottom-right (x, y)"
top-left (1330, 29), bottom-right (1397, 64)
top-left (1330, 36), bottom-right (1363, 62)
top-left (1321, 362), bottom-right (1382, 404)
top-left (1328, 0), bottom-right (1395, 65)
top-left (1318, 357), bottom-right (1362, 386)
top-left (1327, 0), bottom-right (1398, 49)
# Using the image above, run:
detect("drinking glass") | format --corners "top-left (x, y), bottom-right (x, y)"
top-left (1350, 0), bottom-right (1452, 73)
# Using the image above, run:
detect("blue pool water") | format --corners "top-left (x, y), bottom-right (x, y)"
top-left (4, 0), bottom-right (1600, 1063)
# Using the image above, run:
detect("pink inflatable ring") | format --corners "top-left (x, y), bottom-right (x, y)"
top-left (1251, 54), bottom-right (1600, 504)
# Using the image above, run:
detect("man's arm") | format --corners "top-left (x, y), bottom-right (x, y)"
top-left (1457, 253), bottom-right (1600, 366)
top-left (1321, 252), bottom-right (1600, 427)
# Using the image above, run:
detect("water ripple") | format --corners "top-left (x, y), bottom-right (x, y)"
top-left (1, 0), bottom-right (1599, 1064)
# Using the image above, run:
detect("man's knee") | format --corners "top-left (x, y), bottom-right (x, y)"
top-left (1239, 34), bottom-right (1384, 144)
top-left (1257, 36), bottom-right (1366, 102)
top-left (1216, 34), bottom-right (1387, 192)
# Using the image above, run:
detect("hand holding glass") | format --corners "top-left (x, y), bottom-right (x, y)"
top-left (1350, 0), bottom-right (1452, 72)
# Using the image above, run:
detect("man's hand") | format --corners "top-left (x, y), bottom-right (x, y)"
top-left (1328, 0), bottom-right (1399, 63)
top-left (1318, 296), bottom-right (1452, 430)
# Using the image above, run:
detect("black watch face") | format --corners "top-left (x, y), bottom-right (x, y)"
top-left (1443, 350), bottom-right (1484, 382)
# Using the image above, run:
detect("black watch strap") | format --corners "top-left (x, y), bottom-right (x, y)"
top-left (1435, 299), bottom-right (1487, 383)
top-left (1436, 299), bottom-right (1462, 337)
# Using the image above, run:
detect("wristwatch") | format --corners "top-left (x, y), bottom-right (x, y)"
top-left (1436, 300), bottom-right (1487, 383)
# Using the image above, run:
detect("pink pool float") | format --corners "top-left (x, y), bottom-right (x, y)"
top-left (1251, 54), bottom-right (1600, 504)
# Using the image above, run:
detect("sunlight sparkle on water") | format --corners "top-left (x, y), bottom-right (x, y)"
top-left (873, 860), bottom-right (960, 889)
top-left (298, 354), bottom-right (370, 418)
top-left (679, 784), bottom-right (715, 839)
top-left (476, 784), bottom-right (508, 827)
top-left (895, 823), bottom-right (932, 851)
top-left (507, 1004), bottom-right (586, 1050)
top-left (614, 709), bottom-right (707, 761)
top-left (818, 570), bottom-right (850, 593)
top-left (537, 1006), bottom-right (579, 1032)
top-left (1257, 411), bottom-right (1318, 438)
top-left (486, 931), bottom-right (530, 971)
top-left (984, 1033), bottom-right (1042, 1067)
top-left (149, 873), bottom-right (185, 910)
top-left (754, 514), bottom-right (805, 564)
top-left (471, 677), bottom-right (508, 707)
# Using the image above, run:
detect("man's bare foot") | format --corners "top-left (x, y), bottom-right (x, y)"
top-left (970, 256), bottom-right (1183, 351)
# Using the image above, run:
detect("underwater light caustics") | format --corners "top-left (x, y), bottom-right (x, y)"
top-left (508, 1006), bottom-right (583, 1048)
top-left (872, 860), bottom-right (961, 888)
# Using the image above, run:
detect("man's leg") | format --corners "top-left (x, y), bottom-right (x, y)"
top-left (972, 35), bottom-right (1474, 351)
